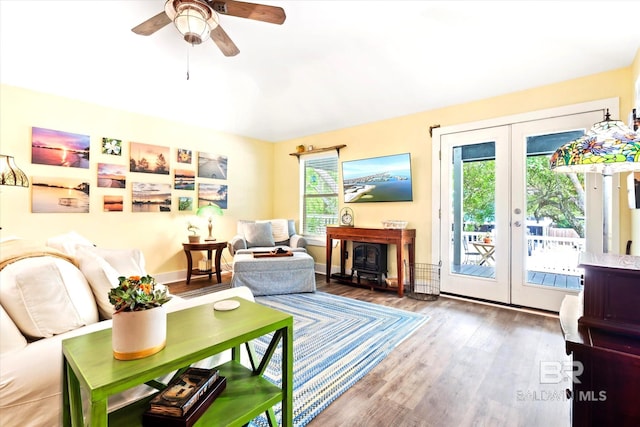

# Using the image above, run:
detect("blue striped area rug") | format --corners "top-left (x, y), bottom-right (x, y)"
top-left (250, 292), bottom-right (429, 427)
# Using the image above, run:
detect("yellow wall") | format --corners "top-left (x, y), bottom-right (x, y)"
top-left (274, 66), bottom-right (635, 273)
top-left (0, 85), bottom-right (274, 276)
top-left (1, 65), bottom-right (635, 279)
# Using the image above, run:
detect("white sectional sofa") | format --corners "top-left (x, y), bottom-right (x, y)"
top-left (0, 236), bottom-right (255, 427)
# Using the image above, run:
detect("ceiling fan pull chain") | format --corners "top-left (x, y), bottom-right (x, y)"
top-left (186, 47), bottom-right (190, 80)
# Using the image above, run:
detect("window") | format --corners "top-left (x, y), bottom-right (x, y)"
top-left (300, 152), bottom-right (338, 244)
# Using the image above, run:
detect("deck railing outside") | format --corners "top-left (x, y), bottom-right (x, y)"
top-left (462, 231), bottom-right (585, 275)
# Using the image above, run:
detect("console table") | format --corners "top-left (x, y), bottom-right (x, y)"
top-left (62, 298), bottom-right (293, 426)
top-left (182, 241), bottom-right (226, 284)
top-left (325, 226), bottom-right (416, 297)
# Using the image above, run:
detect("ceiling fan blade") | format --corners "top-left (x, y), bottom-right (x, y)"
top-left (211, 25), bottom-right (240, 57)
top-left (209, 0), bottom-right (286, 25)
top-left (131, 11), bottom-right (172, 36)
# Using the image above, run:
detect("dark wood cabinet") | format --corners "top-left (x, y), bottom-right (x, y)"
top-left (559, 253), bottom-right (640, 426)
top-left (578, 252), bottom-right (640, 337)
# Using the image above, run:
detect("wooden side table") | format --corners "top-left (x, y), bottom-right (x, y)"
top-left (182, 241), bottom-right (226, 284)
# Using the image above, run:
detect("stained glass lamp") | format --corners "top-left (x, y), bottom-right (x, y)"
top-left (550, 110), bottom-right (640, 253)
top-left (196, 203), bottom-right (223, 241)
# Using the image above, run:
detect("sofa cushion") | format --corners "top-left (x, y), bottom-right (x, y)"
top-left (0, 257), bottom-right (96, 339)
top-left (244, 222), bottom-right (275, 248)
top-left (0, 304), bottom-right (27, 353)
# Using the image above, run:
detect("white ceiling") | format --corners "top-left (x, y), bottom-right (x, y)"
top-left (1, 1), bottom-right (639, 142)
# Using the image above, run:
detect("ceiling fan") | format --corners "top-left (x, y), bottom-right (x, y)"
top-left (132, 0), bottom-right (286, 57)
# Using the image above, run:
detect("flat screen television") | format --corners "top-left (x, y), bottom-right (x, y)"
top-left (342, 153), bottom-right (413, 203)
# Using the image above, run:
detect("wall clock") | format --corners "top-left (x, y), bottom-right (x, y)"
top-left (340, 207), bottom-right (354, 227)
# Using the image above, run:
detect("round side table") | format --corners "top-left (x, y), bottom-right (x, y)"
top-left (182, 241), bottom-right (227, 284)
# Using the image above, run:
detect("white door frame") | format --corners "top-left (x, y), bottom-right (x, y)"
top-left (431, 98), bottom-right (620, 300)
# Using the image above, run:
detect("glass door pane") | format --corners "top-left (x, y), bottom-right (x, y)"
top-left (511, 110), bottom-right (605, 311)
top-left (450, 143), bottom-right (496, 279)
top-left (524, 132), bottom-right (585, 291)
top-left (440, 126), bottom-right (510, 304)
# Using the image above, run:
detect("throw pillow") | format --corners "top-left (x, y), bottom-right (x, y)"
top-left (46, 231), bottom-right (94, 257)
top-left (0, 259), bottom-right (86, 339)
top-left (0, 256), bottom-right (98, 339)
top-left (80, 246), bottom-right (146, 277)
top-left (244, 222), bottom-right (275, 248)
top-left (270, 219), bottom-right (290, 244)
top-left (75, 247), bottom-right (121, 319)
top-left (287, 219), bottom-right (296, 238)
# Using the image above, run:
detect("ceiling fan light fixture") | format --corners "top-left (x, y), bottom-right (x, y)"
top-left (165, 0), bottom-right (219, 46)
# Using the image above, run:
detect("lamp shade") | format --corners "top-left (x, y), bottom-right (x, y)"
top-left (549, 111), bottom-right (640, 253)
top-left (196, 203), bottom-right (223, 218)
top-left (550, 117), bottom-right (640, 173)
top-left (0, 155), bottom-right (29, 187)
top-left (196, 203), bottom-right (223, 241)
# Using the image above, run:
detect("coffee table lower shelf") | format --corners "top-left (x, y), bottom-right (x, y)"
top-left (109, 361), bottom-right (282, 427)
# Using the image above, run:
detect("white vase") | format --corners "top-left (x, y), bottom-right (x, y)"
top-left (112, 305), bottom-right (167, 360)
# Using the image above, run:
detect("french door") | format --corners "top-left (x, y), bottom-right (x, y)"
top-left (436, 100), bottom-right (617, 311)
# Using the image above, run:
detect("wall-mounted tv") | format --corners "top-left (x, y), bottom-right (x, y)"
top-left (342, 153), bottom-right (413, 203)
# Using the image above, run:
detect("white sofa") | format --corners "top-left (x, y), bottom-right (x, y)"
top-left (227, 219), bottom-right (307, 256)
top-left (0, 236), bottom-right (255, 427)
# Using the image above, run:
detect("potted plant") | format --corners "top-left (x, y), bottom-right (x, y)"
top-left (187, 222), bottom-right (200, 243)
top-left (483, 233), bottom-right (493, 244)
top-left (108, 275), bottom-right (172, 360)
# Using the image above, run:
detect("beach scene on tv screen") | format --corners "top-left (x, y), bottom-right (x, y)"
top-left (342, 153), bottom-right (413, 203)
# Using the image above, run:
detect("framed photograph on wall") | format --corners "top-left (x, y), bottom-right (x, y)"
top-left (31, 176), bottom-right (90, 213)
top-left (97, 163), bottom-right (126, 188)
top-left (197, 152), bottom-right (227, 180)
top-left (198, 183), bottom-right (227, 209)
top-left (132, 182), bottom-right (171, 212)
top-left (130, 142), bottom-right (170, 175)
top-left (103, 195), bottom-right (123, 212)
top-left (174, 169), bottom-right (195, 190)
top-left (178, 196), bottom-right (193, 211)
top-left (101, 137), bottom-right (122, 156)
top-left (31, 127), bottom-right (90, 169)
top-left (177, 148), bottom-right (192, 164)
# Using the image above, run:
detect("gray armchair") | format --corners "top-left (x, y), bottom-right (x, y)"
top-left (227, 219), bottom-right (307, 256)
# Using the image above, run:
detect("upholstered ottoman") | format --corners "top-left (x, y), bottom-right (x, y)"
top-left (231, 252), bottom-right (316, 296)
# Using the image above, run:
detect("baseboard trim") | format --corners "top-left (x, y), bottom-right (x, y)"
top-left (156, 269), bottom-right (233, 285)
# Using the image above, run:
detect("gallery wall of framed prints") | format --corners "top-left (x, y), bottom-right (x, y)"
top-left (29, 126), bottom-right (228, 214)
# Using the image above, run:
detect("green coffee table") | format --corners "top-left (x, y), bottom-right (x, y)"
top-left (62, 297), bottom-right (293, 426)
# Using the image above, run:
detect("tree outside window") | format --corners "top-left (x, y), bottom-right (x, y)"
top-left (301, 154), bottom-right (338, 237)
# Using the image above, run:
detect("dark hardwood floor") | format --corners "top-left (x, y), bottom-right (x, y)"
top-left (170, 273), bottom-right (571, 426)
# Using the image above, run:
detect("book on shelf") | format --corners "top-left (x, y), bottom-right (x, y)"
top-left (143, 376), bottom-right (227, 427)
top-left (147, 367), bottom-right (219, 417)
